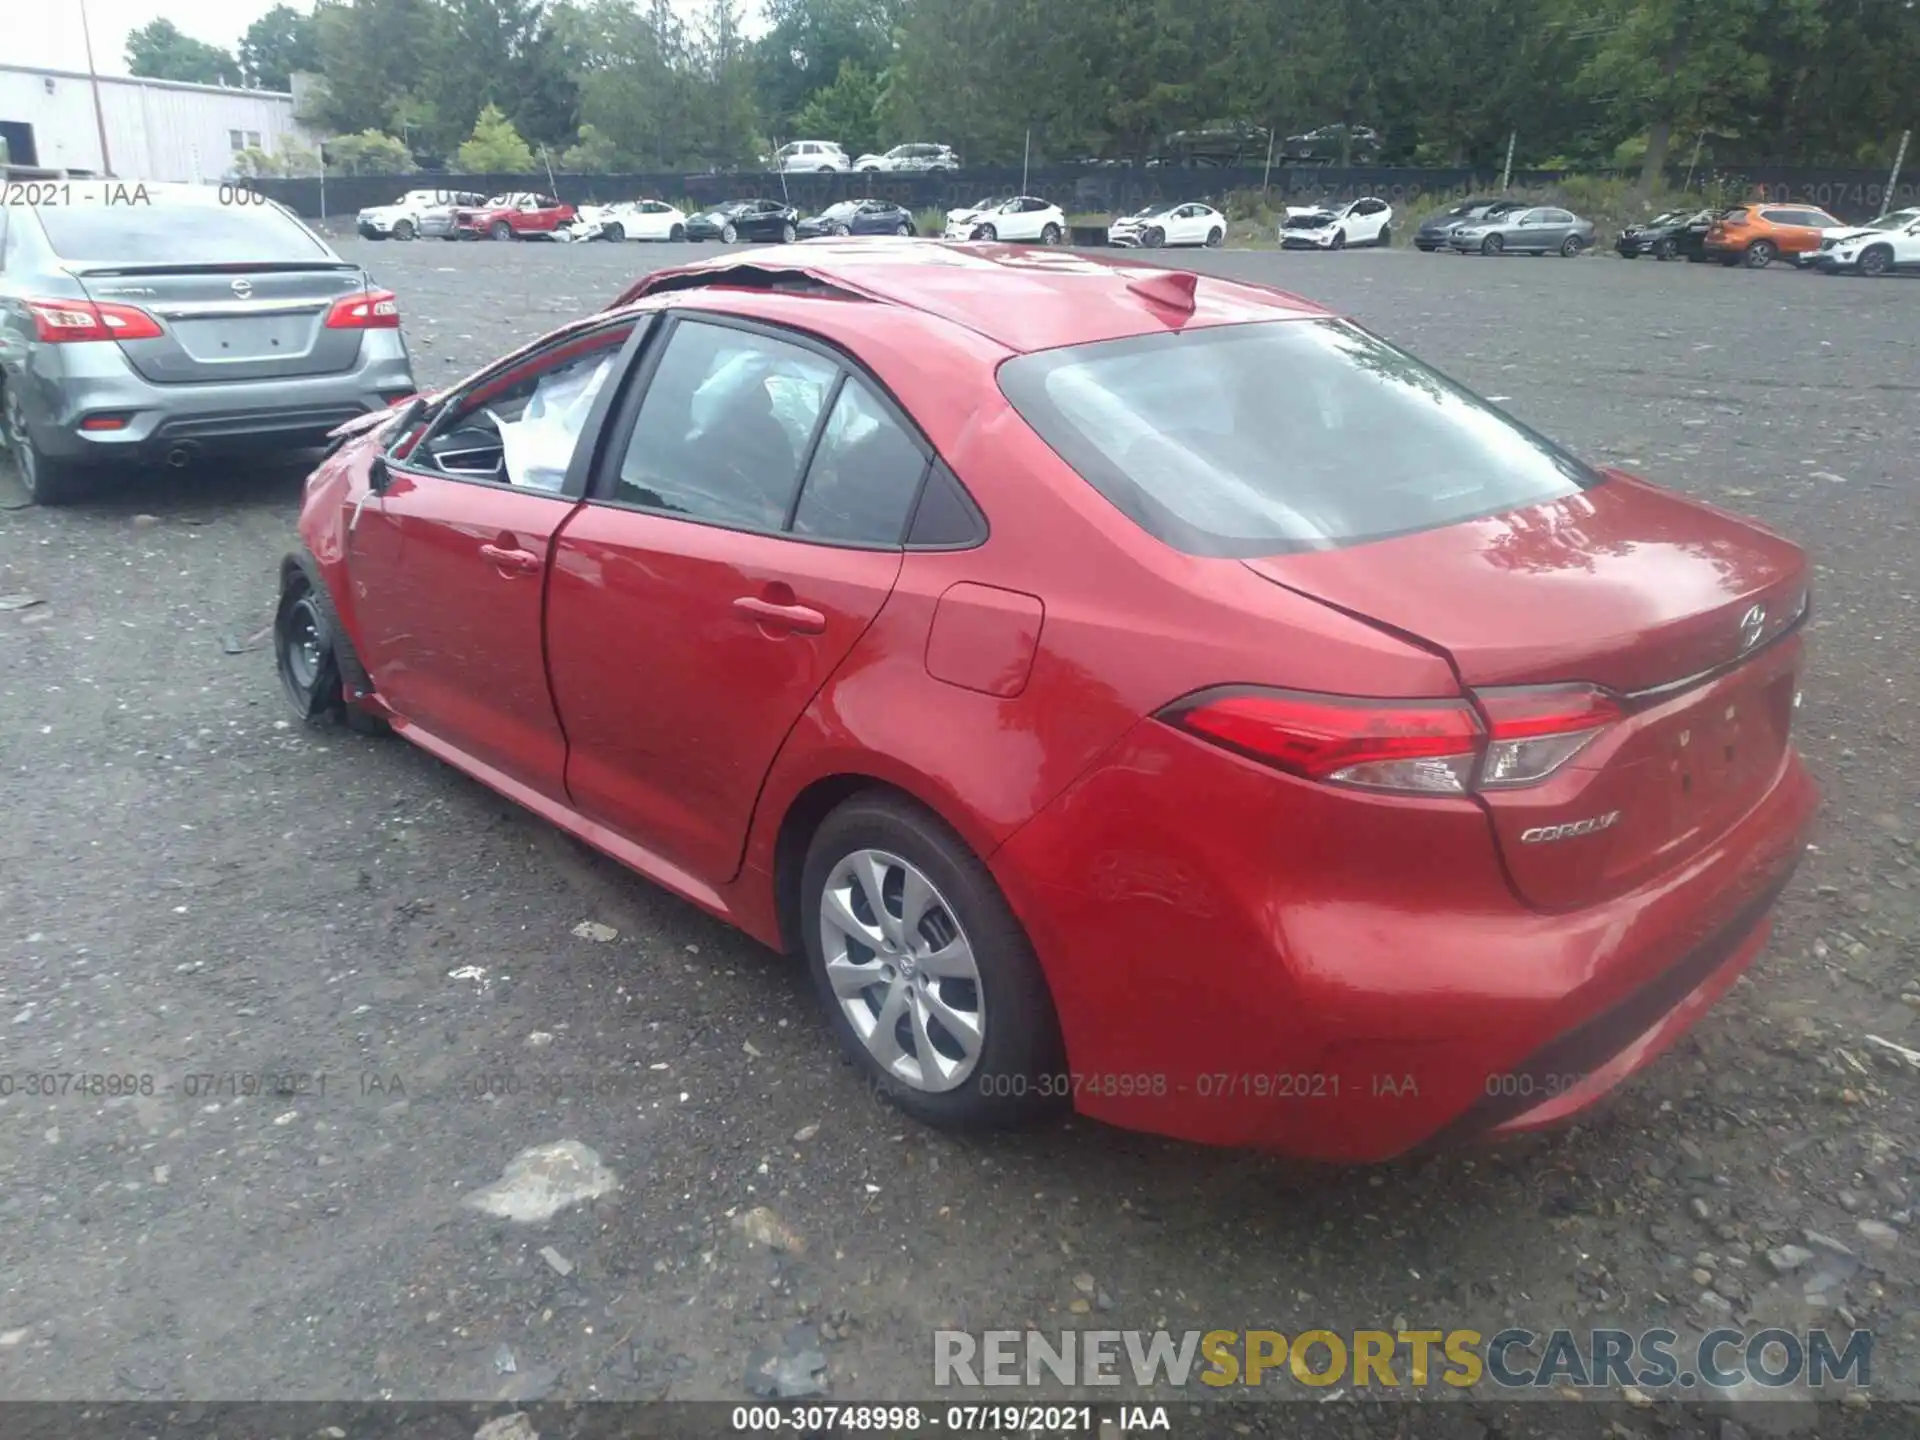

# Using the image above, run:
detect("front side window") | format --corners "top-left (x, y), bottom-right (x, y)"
top-left (406, 323), bottom-right (636, 490)
top-left (612, 320), bottom-right (837, 529)
top-left (999, 318), bottom-right (1596, 558)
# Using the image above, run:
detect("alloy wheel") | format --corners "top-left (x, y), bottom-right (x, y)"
top-left (1860, 246), bottom-right (1892, 277)
top-left (1481, 234), bottom-right (1503, 255)
top-left (394, 219), bottom-right (416, 241)
top-left (818, 849), bottom-right (985, 1093)
top-left (782, 222), bottom-right (796, 243)
top-left (1745, 240), bottom-right (1775, 268)
top-left (722, 223), bottom-right (737, 243)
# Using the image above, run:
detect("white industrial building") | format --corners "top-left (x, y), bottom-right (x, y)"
top-left (0, 64), bottom-right (318, 182)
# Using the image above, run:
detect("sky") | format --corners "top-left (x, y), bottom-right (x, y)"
top-left (9, 0), bottom-right (759, 80)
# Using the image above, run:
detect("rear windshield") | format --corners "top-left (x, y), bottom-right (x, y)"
top-left (33, 199), bottom-right (329, 265)
top-left (997, 318), bottom-right (1598, 557)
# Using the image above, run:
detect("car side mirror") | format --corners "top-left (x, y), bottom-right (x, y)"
top-left (370, 396), bottom-right (427, 493)
top-left (368, 454), bottom-right (392, 494)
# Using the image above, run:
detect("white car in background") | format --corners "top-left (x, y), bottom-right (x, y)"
top-left (1812, 207), bottom-right (1920, 277)
top-left (356, 188), bottom-right (486, 241)
top-left (573, 198), bottom-right (689, 243)
top-left (1279, 196), bottom-right (1394, 249)
top-left (1107, 201), bottom-right (1226, 248)
top-left (773, 141), bottom-right (849, 173)
top-left (942, 196), bottom-right (1067, 243)
top-left (853, 143), bottom-right (959, 172)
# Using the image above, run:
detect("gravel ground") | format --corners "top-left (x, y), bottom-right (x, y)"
top-left (1, 235), bottom-right (1917, 1433)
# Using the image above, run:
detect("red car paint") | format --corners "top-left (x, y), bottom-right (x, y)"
top-left (453, 193), bottom-right (576, 238)
top-left (298, 240), bottom-right (1817, 1160)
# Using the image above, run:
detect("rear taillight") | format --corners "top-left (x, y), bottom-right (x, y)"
top-left (26, 297), bottom-right (164, 343)
top-left (1159, 688), bottom-right (1483, 794)
top-left (324, 289), bottom-right (400, 330)
top-left (1473, 684), bottom-right (1620, 789)
top-left (1159, 682), bottom-right (1621, 796)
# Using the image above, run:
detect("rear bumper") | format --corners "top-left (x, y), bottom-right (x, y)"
top-left (990, 719), bottom-right (1819, 1162)
top-left (19, 334), bottom-right (415, 465)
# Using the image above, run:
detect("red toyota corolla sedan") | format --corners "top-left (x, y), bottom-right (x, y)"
top-left (279, 239), bottom-right (1817, 1161)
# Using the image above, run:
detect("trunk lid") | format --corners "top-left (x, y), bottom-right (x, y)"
top-left (75, 263), bottom-right (371, 384)
top-left (1245, 471), bottom-right (1809, 909)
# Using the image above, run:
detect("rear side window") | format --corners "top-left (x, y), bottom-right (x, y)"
top-left (790, 378), bottom-right (927, 544)
top-left (33, 199), bottom-right (329, 264)
top-left (998, 318), bottom-right (1597, 558)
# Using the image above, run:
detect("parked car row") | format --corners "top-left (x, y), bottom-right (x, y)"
top-left (764, 141), bottom-right (961, 174)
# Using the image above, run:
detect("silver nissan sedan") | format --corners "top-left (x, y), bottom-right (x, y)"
top-left (0, 181), bottom-right (416, 504)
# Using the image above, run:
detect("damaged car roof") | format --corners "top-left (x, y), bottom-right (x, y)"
top-left (604, 237), bottom-right (1334, 353)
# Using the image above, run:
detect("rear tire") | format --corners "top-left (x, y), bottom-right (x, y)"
top-left (799, 792), bottom-right (1066, 1131)
top-left (1744, 239), bottom-right (1776, 268)
top-left (1041, 222), bottom-right (1062, 245)
top-left (2, 380), bottom-right (86, 506)
top-left (1559, 234), bottom-right (1582, 256)
top-left (1377, 224), bottom-right (1391, 247)
top-left (1206, 226), bottom-right (1224, 247)
top-left (669, 223), bottom-right (685, 242)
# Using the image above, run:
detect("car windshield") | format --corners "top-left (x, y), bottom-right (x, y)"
top-left (33, 197), bottom-right (329, 264)
top-left (818, 202), bottom-right (857, 219)
top-left (968, 198), bottom-right (1007, 211)
top-left (1860, 210), bottom-right (1916, 231)
top-left (998, 318), bottom-right (1597, 558)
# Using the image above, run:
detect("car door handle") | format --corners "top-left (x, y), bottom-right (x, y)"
top-left (734, 596), bottom-right (826, 634)
top-left (479, 542), bottom-right (541, 573)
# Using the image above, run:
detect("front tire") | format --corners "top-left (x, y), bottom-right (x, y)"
top-left (781, 222), bottom-right (796, 243)
top-left (605, 222), bottom-right (626, 244)
top-left (721, 222), bottom-right (738, 243)
top-left (1332, 229), bottom-right (1346, 250)
top-left (1144, 226), bottom-right (1165, 249)
top-left (800, 793), bottom-right (1065, 1130)
top-left (972, 223), bottom-right (997, 241)
top-left (1859, 244), bottom-right (1893, 277)
top-left (895, 222), bottom-right (912, 237)
top-left (1744, 239), bottom-right (1776, 269)
top-left (1481, 234), bottom-right (1504, 256)
top-left (489, 220), bottom-right (512, 242)
top-left (393, 219), bottom-right (416, 241)
top-left (275, 557), bottom-right (389, 734)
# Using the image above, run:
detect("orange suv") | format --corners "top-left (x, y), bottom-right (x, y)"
top-left (1705, 204), bottom-right (1844, 268)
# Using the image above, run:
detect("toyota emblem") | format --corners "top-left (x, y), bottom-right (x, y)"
top-left (230, 277), bottom-right (253, 298)
top-left (1737, 603), bottom-right (1766, 653)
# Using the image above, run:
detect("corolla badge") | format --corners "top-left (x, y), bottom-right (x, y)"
top-left (1520, 812), bottom-right (1621, 844)
top-left (1738, 603), bottom-right (1767, 653)
top-left (230, 277), bottom-right (253, 299)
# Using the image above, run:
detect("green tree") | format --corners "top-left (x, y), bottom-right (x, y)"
top-left (753, 0), bottom-right (894, 135)
top-left (325, 129), bottom-right (420, 173)
top-left (559, 122), bottom-right (625, 169)
top-left (787, 58), bottom-right (882, 155)
top-left (126, 19), bottom-right (243, 86)
top-left (456, 103), bottom-right (538, 170)
top-left (240, 4), bottom-right (321, 90)
top-left (1559, 0), bottom-right (1821, 190)
top-left (315, 0), bottom-right (439, 135)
